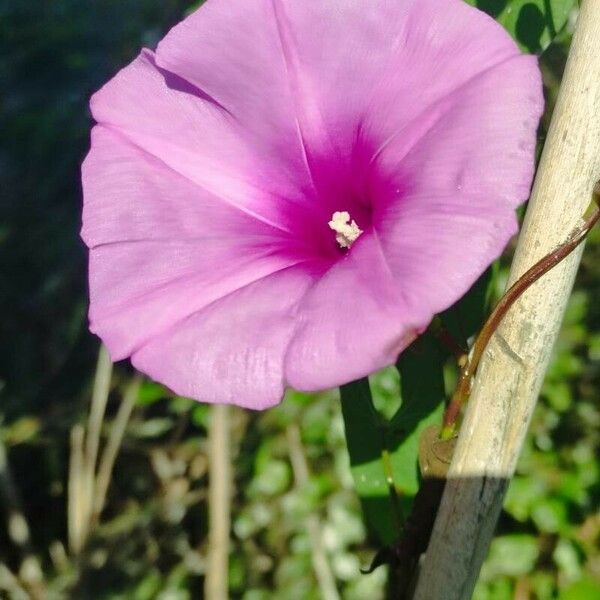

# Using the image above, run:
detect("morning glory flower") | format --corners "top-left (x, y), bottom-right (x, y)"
top-left (82, 0), bottom-right (543, 408)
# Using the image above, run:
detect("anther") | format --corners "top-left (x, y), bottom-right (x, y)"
top-left (328, 211), bottom-right (363, 249)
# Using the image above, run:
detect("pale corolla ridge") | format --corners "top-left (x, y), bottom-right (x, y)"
top-left (82, 0), bottom-right (543, 408)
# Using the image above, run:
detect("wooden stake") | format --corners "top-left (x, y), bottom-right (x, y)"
top-left (413, 2), bottom-right (600, 598)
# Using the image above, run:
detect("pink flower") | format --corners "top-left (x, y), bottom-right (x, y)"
top-left (82, 0), bottom-right (543, 409)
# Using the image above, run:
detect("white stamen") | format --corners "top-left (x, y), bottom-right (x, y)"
top-left (328, 211), bottom-right (363, 249)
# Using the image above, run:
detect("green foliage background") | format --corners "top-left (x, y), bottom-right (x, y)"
top-left (0, 1), bottom-right (598, 598)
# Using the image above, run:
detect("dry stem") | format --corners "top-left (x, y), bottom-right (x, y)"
top-left (205, 404), bottom-right (232, 600)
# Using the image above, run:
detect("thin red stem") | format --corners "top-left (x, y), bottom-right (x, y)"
top-left (440, 183), bottom-right (600, 440)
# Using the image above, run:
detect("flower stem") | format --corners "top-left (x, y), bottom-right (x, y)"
top-left (440, 182), bottom-right (600, 440)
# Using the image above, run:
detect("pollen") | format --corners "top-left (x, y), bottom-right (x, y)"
top-left (328, 211), bottom-right (363, 249)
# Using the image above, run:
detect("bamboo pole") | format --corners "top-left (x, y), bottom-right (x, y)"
top-left (413, 2), bottom-right (600, 598)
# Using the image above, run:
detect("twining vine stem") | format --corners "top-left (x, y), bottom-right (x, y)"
top-left (440, 182), bottom-right (600, 440)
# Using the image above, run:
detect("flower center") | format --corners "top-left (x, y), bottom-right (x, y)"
top-left (328, 211), bottom-right (363, 249)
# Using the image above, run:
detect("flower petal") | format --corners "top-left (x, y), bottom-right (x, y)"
top-left (132, 266), bottom-right (316, 409)
top-left (83, 127), bottom-right (302, 360)
top-left (156, 0), bottom-right (534, 208)
top-left (285, 234), bottom-right (431, 391)
top-left (366, 55), bottom-right (542, 319)
top-left (82, 126), bottom-right (282, 247)
top-left (370, 54), bottom-right (543, 211)
top-left (90, 50), bottom-right (311, 231)
top-left (376, 193), bottom-right (519, 319)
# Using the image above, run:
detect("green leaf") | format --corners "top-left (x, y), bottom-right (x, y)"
top-left (558, 578), bottom-right (600, 600)
top-left (553, 539), bottom-right (583, 581)
top-left (531, 497), bottom-right (568, 533)
top-left (2, 416), bottom-right (41, 445)
top-left (390, 333), bottom-right (446, 500)
top-left (504, 475), bottom-right (546, 522)
top-left (129, 417), bottom-right (173, 439)
top-left (340, 378), bottom-right (398, 543)
top-left (169, 396), bottom-right (194, 414)
top-left (480, 534), bottom-right (540, 578)
top-left (136, 380), bottom-right (167, 406)
top-left (370, 367), bottom-right (402, 420)
top-left (339, 333), bottom-right (446, 544)
top-left (191, 404), bottom-right (210, 428)
top-left (250, 459), bottom-right (292, 497)
top-left (466, 0), bottom-right (575, 53)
